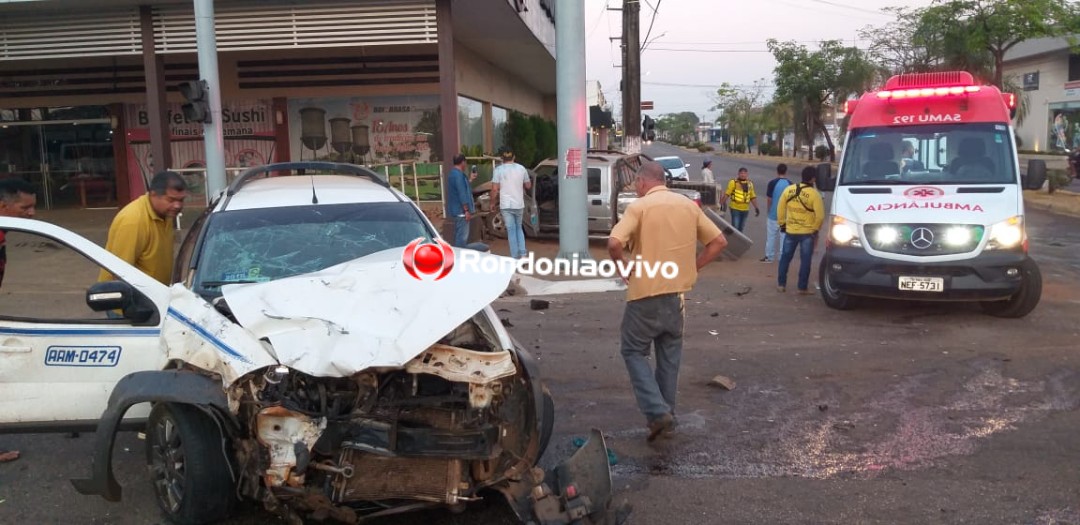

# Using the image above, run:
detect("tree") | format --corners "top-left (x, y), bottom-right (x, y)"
top-left (767, 39), bottom-right (878, 162)
top-left (506, 111), bottom-right (537, 168)
top-left (914, 0), bottom-right (1080, 88)
top-left (653, 111), bottom-right (699, 145)
top-left (710, 80), bottom-right (768, 150)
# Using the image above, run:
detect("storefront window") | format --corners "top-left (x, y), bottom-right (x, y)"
top-left (1048, 103), bottom-right (1080, 152)
top-left (492, 105), bottom-right (508, 154)
top-left (458, 96), bottom-right (484, 155)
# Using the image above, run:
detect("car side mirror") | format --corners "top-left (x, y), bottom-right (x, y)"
top-left (816, 163), bottom-right (835, 192)
top-left (684, 163), bottom-right (691, 168)
top-left (1024, 159), bottom-right (1047, 190)
top-left (86, 281), bottom-right (156, 324)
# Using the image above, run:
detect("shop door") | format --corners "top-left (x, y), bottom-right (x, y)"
top-left (0, 122), bottom-right (115, 209)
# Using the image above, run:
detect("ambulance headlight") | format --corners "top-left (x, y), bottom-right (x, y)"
top-left (987, 216), bottom-right (1024, 250)
top-left (943, 227), bottom-right (972, 246)
top-left (830, 216), bottom-right (861, 247)
top-left (873, 226), bottom-right (900, 245)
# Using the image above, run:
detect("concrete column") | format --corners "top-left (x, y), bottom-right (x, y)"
top-left (556, 0), bottom-right (590, 260)
top-left (140, 5), bottom-right (171, 175)
top-left (436, 0), bottom-right (458, 220)
top-left (482, 101), bottom-right (494, 155)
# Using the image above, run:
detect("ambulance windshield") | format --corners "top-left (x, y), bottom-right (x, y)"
top-left (840, 123), bottom-right (1016, 186)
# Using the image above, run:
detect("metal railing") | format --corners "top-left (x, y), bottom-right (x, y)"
top-left (366, 160), bottom-right (446, 209)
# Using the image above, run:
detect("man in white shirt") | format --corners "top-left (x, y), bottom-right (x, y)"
top-left (490, 146), bottom-right (532, 259)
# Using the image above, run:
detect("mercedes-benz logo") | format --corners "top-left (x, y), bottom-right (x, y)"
top-left (910, 227), bottom-right (934, 249)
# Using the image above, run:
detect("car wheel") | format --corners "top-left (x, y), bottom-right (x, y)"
top-left (147, 403), bottom-right (235, 525)
top-left (485, 211), bottom-right (508, 239)
top-left (819, 263), bottom-right (856, 310)
top-left (537, 386), bottom-right (555, 460)
top-left (981, 258), bottom-right (1042, 318)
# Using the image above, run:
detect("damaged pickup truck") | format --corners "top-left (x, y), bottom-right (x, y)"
top-left (0, 163), bottom-right (622, 524)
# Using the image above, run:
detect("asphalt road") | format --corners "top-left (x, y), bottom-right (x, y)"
top-left (3, 160), bottom-right (1080, 524)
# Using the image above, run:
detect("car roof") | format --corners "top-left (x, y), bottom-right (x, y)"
top-left (214, 175), bottom-right (403, 212)
top-left (653, 156), bottom-right (681, 161)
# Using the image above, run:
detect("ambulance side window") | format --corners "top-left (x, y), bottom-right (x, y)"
top-left (0, 229), bottom-right (116, 323)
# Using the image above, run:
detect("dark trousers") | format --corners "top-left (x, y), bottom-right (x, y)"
top-left (778, 233), bottom-right (816, 290)
top-left (620, 293), bottom-right (685, 423)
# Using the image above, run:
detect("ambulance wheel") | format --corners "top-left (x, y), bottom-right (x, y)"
top-left (147, 403), bottom-right (235, 525)
top-left (820, 263), bottom-right (856, 310)
top-left (981, 259), bottom-right (1042, 318)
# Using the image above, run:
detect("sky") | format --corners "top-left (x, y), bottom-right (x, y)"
top-left (585, 0), bottom-right (938, 124)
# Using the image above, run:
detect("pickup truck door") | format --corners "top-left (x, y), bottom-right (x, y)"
top-left (0, 218), bottom-right (170, 430)
top-left (586, 166), bottom-right (608, 233)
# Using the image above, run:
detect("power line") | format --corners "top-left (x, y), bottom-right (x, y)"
top-left (806, 0), bottom-right (890, 16)
top-left (644, 47), bottom-right (773, 53)
top-left (644, 81), bottom-right (776, 88)
top-left (640, 0), bottom-right (662, 53)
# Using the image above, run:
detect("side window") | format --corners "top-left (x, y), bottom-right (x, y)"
top-left (587, 168), bottom-right (602, 194)
top-left (0, 229), bottom-right (118, 323)
top-left (174, 208), bottom-right (211, 286)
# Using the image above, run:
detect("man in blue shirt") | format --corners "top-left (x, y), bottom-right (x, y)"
top-left (761, 163), bottom-right (792, 263)
top-left (446, 154), bottom-right (478, 248)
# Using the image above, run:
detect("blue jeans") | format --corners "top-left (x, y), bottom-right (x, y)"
top-left (778, 233), bottom-right (816, 290)
top-left (501, 208), bottom-right (527, 258)
top-left (453, 215), bottom-right (490, 252)
top-left (730, 209), bottom-right (749, 232)
top-left (763, 217), bottom-right (786, 261)
top-left (620, 293), bottom-right (684, 423)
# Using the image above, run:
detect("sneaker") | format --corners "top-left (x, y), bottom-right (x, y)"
top-left (646, 413), bottom-right (675, 442)
top-left (0, 450), bottom-right (19, 463)
top-left (777, 285), bottom-right (786, 292)
top-left (798, 289), bottom-right (814, 295)
top-left (759, 257), bottom-right (773, 263)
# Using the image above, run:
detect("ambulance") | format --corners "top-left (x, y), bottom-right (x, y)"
top-left (817, 71), bottom-right (1046, 318)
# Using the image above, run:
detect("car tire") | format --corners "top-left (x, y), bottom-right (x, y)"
top-left (980, 258), bottom-right (1042, 318)
top-left (819, 262), bottom-right (856, 310)
top-left (537, 386), bottom-right (555, 461)
top-left (147, 403), bottom-right (235, 525)
top-left (485, 211), bottom-right (508, 239)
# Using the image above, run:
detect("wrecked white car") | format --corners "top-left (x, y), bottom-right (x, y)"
top-left (0, 163), bottom-right (619, 524)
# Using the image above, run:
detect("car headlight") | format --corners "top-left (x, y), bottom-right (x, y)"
top-left (830, 216), bottom-right (862, 247)
top-left (987, 216), bottom-right (1025, 250)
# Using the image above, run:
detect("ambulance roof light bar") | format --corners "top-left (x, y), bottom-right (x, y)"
top-left (876, 85), bottom-right (981, 100)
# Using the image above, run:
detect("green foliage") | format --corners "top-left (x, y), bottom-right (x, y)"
top-left (814, 145), bottom-right (829, 160)
top-left (654, 112), bottom-right (700, 145)
top-left (1048, 169), bottom-right (1071, 193)
top-left (767, 39), bottom-right (877, 161)
top-left (733, 144), bottom-right (746, 154)
top-left (697, 144), bottom-right (711, 153)
top-left (506, 110), bottom-right (537, 168)
top-left (711, 81), bottom-right (768, 149)
top-left (531, 115), bottom-right (557, 164)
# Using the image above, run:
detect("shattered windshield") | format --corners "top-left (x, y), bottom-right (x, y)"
top-left (840, 123), bottom-right (1016, 186)
top-left (656, 157), bottom-right (684, 170)
top-left (194, 202), bottom-right (432, 295)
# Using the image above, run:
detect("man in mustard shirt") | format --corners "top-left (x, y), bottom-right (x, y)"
top-left (776, 166), bottom-right (826, 294)
top-left (608, 161), bottom-right (728, 442)
top-left (99, 171), bottom-right (188, 285)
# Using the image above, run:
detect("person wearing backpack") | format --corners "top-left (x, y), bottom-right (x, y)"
top-left (718, 167), bottom-right (760, 232)
top-left (761, 163), bottom-right (792, 263)
top-left (776, 166), bottom-right (826, 294)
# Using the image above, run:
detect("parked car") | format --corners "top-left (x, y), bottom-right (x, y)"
top-left (0, 162), bottom-right (619, 525)
top-left (477, 151), bottom-right (700, 239)
top-left (653, 155), bottom-right (690, 181)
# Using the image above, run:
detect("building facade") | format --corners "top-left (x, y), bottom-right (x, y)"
top-left (1002, 36), bottom-right (1080, 153)
top-left (0, 0), bottom-right (556, 210)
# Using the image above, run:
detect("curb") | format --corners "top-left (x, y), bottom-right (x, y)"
top-left (1023, 189), bottom-right (1080, 219)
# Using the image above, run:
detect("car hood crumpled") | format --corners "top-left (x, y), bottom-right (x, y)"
top-left (218, 246), bottom-right (515, 378)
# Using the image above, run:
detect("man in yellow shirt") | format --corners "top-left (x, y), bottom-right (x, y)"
top-left (718, 167), bottom-right (760, 232)
top-left (776, 166), bottom-right (826, 294)
top-left (608, 161), bottom-right (728, 442)
top-left (99, 171), bottom-right (188, 285)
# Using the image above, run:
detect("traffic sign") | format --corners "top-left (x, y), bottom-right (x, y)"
top-left (640, 101), bottom-right (654, 110)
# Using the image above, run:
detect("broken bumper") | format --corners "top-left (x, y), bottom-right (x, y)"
top-left (501, 428), bottom-right (627, 525)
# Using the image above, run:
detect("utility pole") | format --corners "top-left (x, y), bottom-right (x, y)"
top-left (621, 0), bottom-right (640, 153)
top-left (193, 0), bottom-right (226, 198)
top-left (555, 0), bottom-right (590, 261)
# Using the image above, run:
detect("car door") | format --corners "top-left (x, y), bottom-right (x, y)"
top-left (0, 218), bottom-right (170, 430)
top-left (586, 164), bottom-right (608, 233)
top-left (523, 169), bottom-right (540, 236)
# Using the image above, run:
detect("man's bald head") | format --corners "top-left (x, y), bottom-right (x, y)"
top-left (633, 161), bottom-right (666, 196)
